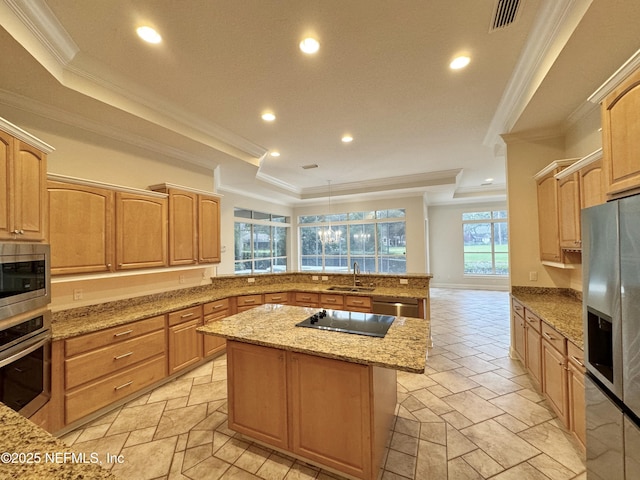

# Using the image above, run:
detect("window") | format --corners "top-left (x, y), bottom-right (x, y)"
top-left (462, 210), bottom-right (508, 275)
top-left (234, 209), bottom-right (289, 274)
top-left (299, 209), bottom-right (406, 273)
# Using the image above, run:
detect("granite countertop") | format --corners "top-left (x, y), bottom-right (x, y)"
top-left (0, 404), bottom-right (117, 480)
top-left (511, 287), bottom-right (583, 348)
top-left (197, 304), bottom-right (429, 373)
top-left (51, 282), bottom-right (428, 341)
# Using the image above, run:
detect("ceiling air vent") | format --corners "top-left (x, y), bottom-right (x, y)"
top-left (490, 0), bottom-right (521, 31)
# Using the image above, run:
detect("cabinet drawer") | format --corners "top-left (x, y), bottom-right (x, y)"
top-left (345, 295), bottom-right (372, 310)
top-left (168, 305), bottom-right (203, 326)
top-left (541, 323), bottom-right (567, 355)
top-left (264, 292), bottom-right (290, 304)
top-left (567, 341), bottom-right (585, 372)
top-left (295, 292), bottom-right (319, 304)
top-left (65, 329), bottom-right (166, 390)
top-left (65, 355), bottom-right (166, 424)
top-left (320, 294), bottom-right (344, 308)
top-left (237, 294), bottom-right (263, 307)
top-left (65, 315), bottom-right (165, 357)
top-left (203, 298), bottom-right (230, 316)
top-left (512, 298), bottom-right (525, 318)
top-left (524, 310), bottom-right (541, 333)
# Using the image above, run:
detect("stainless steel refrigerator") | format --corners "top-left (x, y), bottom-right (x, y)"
top-left (583, 196), bottom-right (640, 479)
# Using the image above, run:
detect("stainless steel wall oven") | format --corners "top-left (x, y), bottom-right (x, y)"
top-left (0, 307), bottom-right (51, 417)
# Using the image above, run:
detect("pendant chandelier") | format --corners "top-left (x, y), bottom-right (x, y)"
top-left (318, 180), bottom-right (342, 244)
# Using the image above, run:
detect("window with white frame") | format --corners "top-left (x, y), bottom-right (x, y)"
top-left (299, 209), bottom-right (406, 273)
top-left (234, 209), bottom-right (289, 274)
top-left (462, 210), bottom-right (509, 275)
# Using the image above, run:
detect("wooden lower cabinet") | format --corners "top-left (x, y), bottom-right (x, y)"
top-left (226, 340), bottom-right (396, 480)
top-left (567, 342), bottom-right (586, 448)
top-left (320, 293), bottom-right (344, 309)
top-left (203, 299), bottom-right (229, 357)
top-left (512, 303), bottom-right (526, 362)
top-left (264, 292), bottom-right (290, 304)
top-left (541, 324), bottom-right (568, 426)
top-left (294, 292), bottom-right (319, 307)
top-left (237, 294), bottom-right (263, 312)
top-left (345, 295), bottom-right (372, 312)
top-left (524, 313), bottom-right (542, 388)
top-left (168, 306), bottom-right (204, 374)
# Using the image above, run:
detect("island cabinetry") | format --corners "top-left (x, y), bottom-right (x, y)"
top-left (320, 293), bottom-right (344, 309)
top-left (345, 295), bottom-right (372, 313)
top-left (294, 292), bottom-right (319, 308)
top-left (116, 191), bottom-right (168, 270)
top-left (168, 306), bottom-right (204, 374)
top-left (226, 340), bottom-right (397, 480)
top-left (541, 323), bottom-right (568, 426)
top-left (0, 128), bottom-right (50, 242)
top-left (63, 315), bottom-right (166, 425)
top-left (524, 310), bottom-right (542, 389)
top-left (48, 180), bottom-right (114, 275)
top-left (203, 298), bottom-right (229, 357)
top-left (567, 341), bottom-right (586, 448)
top-left (237, 294), bottom-right (263, 312)
top-left (602, 67), bottom-right (640, 198)
top-left (264, 292), bottom-right (290, 304)
top-left (512, 298), bottom-right (526, 361)
top-left (150, 184), bottom-right (221, 265)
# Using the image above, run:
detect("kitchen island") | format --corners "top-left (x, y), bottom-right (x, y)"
top-left (197, 304), bottom-right (429, 480)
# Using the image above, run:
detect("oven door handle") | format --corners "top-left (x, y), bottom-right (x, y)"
top-left (0, 333), bottom-right (50, 368)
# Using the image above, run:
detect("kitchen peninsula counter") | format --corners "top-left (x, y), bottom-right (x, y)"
top-left (197, 303), bottom-right (429, 373)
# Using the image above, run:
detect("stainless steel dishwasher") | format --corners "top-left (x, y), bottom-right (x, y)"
top-left (371, 296), bottom-right (419, 317)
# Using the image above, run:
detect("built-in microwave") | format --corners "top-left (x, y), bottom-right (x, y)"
top-left (0, 243), bottom-right (50, 320)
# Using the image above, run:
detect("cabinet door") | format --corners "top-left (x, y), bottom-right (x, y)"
top-left (537, 174), bottom-right (562, 261)
top-left (525, 323), bottom-right (542, 388)
top-left (13, 140), bottom-right (47, 241)
top-left (198, 195), bottom-right (220, 263)
top-left (115, 192), bottom-right (168, 269)
top-left (0, 131), bottom-right (13, 240)
top-left (602, 68), bottom-right (640, 197)
top-left (48, 181), bottom-right (115, 274)
top-left (567, 360), bottom-right (586, 449)
top-left (557, 173), bottom-right (581, 249)
top-left (168, 189), bottom-right (197, 265)
top-left (580, 158), bottom-right (605, 208)
top-left (227, 341), bottom-right (288, 449)
top-left (289, 351), bottom-right (372, 479)
top-left (203, 308), bottom-right (228, 357)
top-left (168, 318), bottom-right (203, 374)
top-left (513, 312), bottom-right (526, 362)
top-left (542, 339), bottom-right (568, 426)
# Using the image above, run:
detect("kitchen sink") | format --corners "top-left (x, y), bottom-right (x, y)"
top-left (327, 286), bottom-right (376, 292)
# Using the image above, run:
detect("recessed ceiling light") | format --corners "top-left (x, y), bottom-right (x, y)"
top-left (450, 55), bottom-right (470, 70)
top-left (270, 151), bottom-right (280, 157)
top-left (299, 37), bottom-right (320, 54)
top-left (485, 177), bottom-right (494, 183)
top-left (136, 26), bottom-right (162, 44)
top-left (341, 135), bottom-right (353, 143)
top-left (261, 112), bottom-right (276, 122)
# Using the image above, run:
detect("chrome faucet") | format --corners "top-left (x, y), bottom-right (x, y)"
top-left (353, 261), bottom-right (361, 286)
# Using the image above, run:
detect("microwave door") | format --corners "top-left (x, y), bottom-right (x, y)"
top-left (620, 194), bottom-right (640, 417)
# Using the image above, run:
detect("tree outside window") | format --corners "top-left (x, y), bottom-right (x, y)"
top-left (462, 210), bottom-right (508, 275)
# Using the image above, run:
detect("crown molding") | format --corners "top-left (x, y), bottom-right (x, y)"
top-left (588, 48), bottom-right (640, 104)
top-left (0, 114), bottom-right (54, 153)
top-left (533, 158), bottom-right (579, 180)
top-left (555, 147), bottom-right (602, 178)
top-left (483, 0), bottom-right (593, 149)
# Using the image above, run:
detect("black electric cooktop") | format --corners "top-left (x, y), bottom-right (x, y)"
top-left (295, 309), bottom-right (395, 338)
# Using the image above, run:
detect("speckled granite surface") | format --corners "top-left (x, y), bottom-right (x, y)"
top-left (51, 274), bottom-right (430, 341)
top-left (0, 404), bottom-right (117, 480)
top-left (197, 304), bottom-right (429, 373)
top-left (511, 286), bottom-right (583, 348)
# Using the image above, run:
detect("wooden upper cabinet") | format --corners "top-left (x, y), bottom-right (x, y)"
top-left (579, 157), bottom-right (605, 209)
top-left (199, 195), bottom-right (220, 263)
top-left (0, 128), bottom-right (49, 242)
top-left (602, 67), bottom-right (640, 198)
top-left (48, 180), bottom-right (114, 275)
top-left (115, 191), bottom-right (168, 270)
top-left (168, 189), bottom-right (198, 265)
top-left (536, 172), bottom-right (562, 262)
top-left (557, 172), bottom-right (581, 250)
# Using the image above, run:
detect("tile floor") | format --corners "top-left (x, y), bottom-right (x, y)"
top-left (60, 288), bottom-right (586, 479)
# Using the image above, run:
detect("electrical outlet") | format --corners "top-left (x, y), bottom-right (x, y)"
top-left (529, 271), bottom-right (538, 281)
top-left (312, 276), bottom-right (319, 281)
top-left (179, 275), bottom-right (185, 284)
top-left (247, 277), bottom-right (255, 283)
top-left (321, 276), bottom-right (329, 281)
top-left (399, 278), bottom-right (409, 285)
top-left (73, 289), bottom-right (83, 300)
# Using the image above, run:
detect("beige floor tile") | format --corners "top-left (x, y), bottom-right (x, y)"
top-left (188, 379), bottom-right (228, 406)
top-left (396, 371), bottom-right (437, 391)
top-left (394, 417), bottom-right (421, 438)
top-left (107, 402), bottom-right (166, 436)
top-left (155, 403), bottom-right (208, 439)
top-left (424, 354), bottom-right (463, 372)
top-left (470, 386), bottom-right (501, 400)
top-left (183, 443), bottom-right (214, 471)
top-left (111, 436), bottom-right (177, 480)
top-left (446, 424), bottom-right (478, 459)
top-left (165, 396), bottom-right (189, 411)
top-left (431, 369), bottom-right (481, 393)
top-left (194, 410), bottom-right (227, 433)
top-left (234, 444), bottom-right (272, 474)
top-left (400, 395), bottom-right (427, 412)
top-left (460, 419), bottom-right (541, 469)
top-left (147, 377), bottom-right (194, 403)
top-left (415, 439), bottom-right (447, 480)
top-left (490, 392), bottom-right (555, 427)
top-left (72, 432), bottom-right (129, 470)
top-left (419, 422), bottom-right (446, 445)
top-left (187, 429), bottom-right (214, 448)
top-left (448, 457), bottom-right (484, 479)
top-left (385, 449), bottom-right (416, 478)
top-left (412, 406), bottom-right (445, 423)
top-left (183, 454), bottom-right (231, 480)
top-left (221, 465), bottom-right (263, 479)
top-left (528, 453), bottom-right (577, 480)
top-left (518, 421), bottom-right (586, 475)
top-left (440, 410), bottom-right (473, 430)
top-left (454, 355), bottom-right (502, 374)
top-left (124, 426), bottom-right (157, 447)
top-left (443, 390), bottom-right (504, 424)
top-left (493, 413), bottom-right (530, 433)
top-left (256, 452), bottom-right (294, 480)
top-left (389, 431), bottom-right (419, 456)
top-left (490, 462), bottom-right (553, 480)
top-left (214, 436), bottom-right (251, 463)
top-left (469, 371), bottom-right (522, 396)
top-left (462, 448), bottom-right (504, 477)
top-left (75, 422), bottom-right (111, 444)
top-left (411, 388), bottom-right (455, 416)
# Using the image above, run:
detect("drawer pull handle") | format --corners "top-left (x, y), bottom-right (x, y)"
top-left (571, 355), bottom-right (585, 368)
top-left (181, 313), bottom-right (195, 318)
top-left (352, 300), bottom-right (364, 305)
top-left (114, 351), bottom-right (134, 360)
top-left (244, 299), bottom-right (256, 304)
top-left (114, 381), bottom-right (133, 391)
top-left (543, 332), bottom-right (554, 341)
top-left (271, 296), bottom-right (282, 300)
top-left (114, 329), bottom-right (133, 337)
top-left (213, 305), bottom-right (224, 310)
top-left (326, 299), bottom-right (336, 303)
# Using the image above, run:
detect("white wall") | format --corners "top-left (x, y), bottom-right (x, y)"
top-left (427, 201), bottom-right (510, 290)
